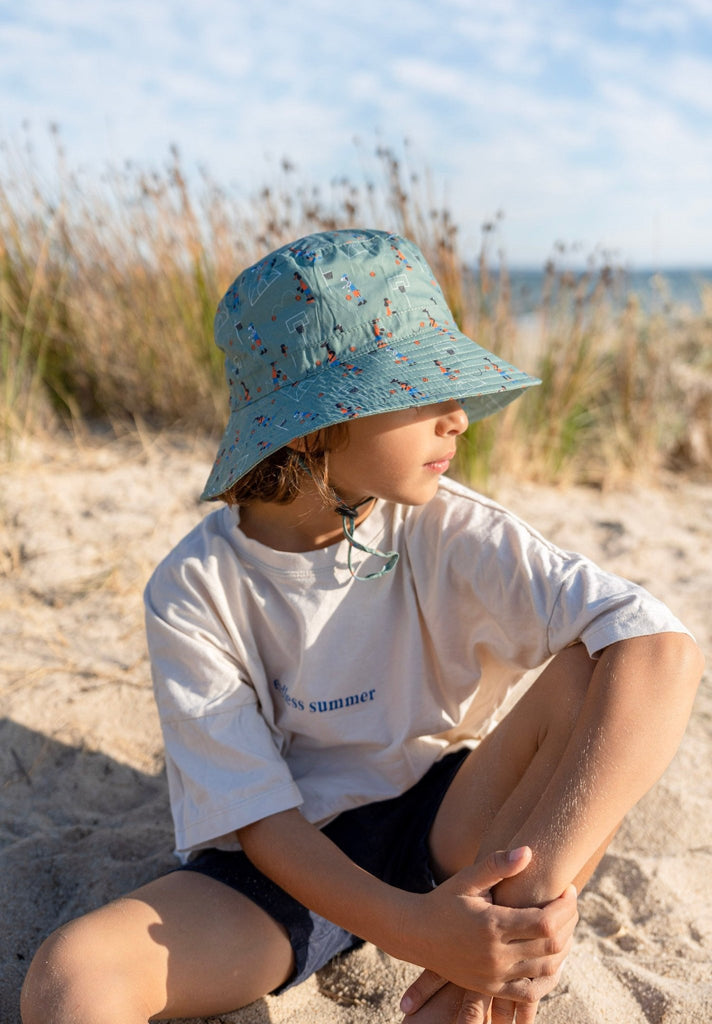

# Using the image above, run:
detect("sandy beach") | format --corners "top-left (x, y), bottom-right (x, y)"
top-left (2, 432), bottom-right (711, 1023)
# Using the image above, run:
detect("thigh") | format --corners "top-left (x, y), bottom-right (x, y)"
top-left (181, 847), bottom-right (360, 990)
top-left (428, 643), bottom-right (595, 880)
top-left (25, 869), bottom-right (294, 1022)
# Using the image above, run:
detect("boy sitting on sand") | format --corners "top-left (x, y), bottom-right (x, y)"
top-left (22, 229), bottom-right (703, 1024)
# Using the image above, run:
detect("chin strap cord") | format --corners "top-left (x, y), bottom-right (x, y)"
top-left (334, 498), bottom-right (400, 581)
top-left (295, 456), bottom-right (398, 581)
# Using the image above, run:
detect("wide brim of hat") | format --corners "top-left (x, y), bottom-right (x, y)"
top-left (201, 326), bottom-right (540, 500)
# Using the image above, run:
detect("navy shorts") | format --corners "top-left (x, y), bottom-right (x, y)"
top-left (179, 748), bottom-right (469, 992)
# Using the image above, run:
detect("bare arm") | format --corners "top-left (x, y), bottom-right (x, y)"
top-left (401, 632), bottom-right (704, 1022)
top-left (492, 632), bottom-right (703, 908)
top-left (238, 808), bottom-right (577, 999)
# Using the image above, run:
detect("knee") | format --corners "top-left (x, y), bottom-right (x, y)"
top-left (21, 927), bottom-right (68, 1024)
top-left (21, 919), bottom-right (145, 1024)
top-left (22, 923), bottom-right (97, 1024)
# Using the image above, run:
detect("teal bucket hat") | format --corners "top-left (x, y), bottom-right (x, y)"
top-left (202, 228), bottom-right (539, 501)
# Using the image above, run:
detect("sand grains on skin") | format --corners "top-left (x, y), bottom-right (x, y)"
top-left (1, 433), bottom-right (710, 1024)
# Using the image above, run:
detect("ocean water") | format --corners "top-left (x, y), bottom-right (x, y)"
top-left (481, 267), bottom-right (712, 319)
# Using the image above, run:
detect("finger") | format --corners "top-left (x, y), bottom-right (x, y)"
top-left (401, 982), bottom-right (465, 1020)
top-left (488, 968), bottom-right (563, 1005)
top-left (400, 969), bottom-right (448, 1015)
top-left (456, 990), bottom-right (492, 1024)
top-left (491, 996), bottom-right (539, 1023)
top-left (548, 883), bottom-right (579, 928)
top-left (496, 952), bottom-right (568, 1006)
top-left (491, 996), bottom-right (517, 1024)
top-left (505, 924), bottom-right (575, 980)
top-left (461, 847), bottom-right (532, 897)
top-left (510, 997), bottom-right (540, 1024)
top-left (496, 886), bottom-right (579, 947)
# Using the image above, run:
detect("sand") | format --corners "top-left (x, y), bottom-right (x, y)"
top-left (1, 432), bottom-right (711, 1023)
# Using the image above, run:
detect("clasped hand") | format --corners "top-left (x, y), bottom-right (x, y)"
top-left (399, 847), bottom-right (577, 1021)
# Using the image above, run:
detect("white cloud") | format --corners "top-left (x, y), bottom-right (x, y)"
top-left (1, 0), bottom-right (711, 265)
top-left (662, 54), bottom-right (712, 115)
top-left (614, 0), bottom-right (712, 34)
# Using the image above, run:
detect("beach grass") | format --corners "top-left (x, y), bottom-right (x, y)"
top-left (1, 131), bottom-right (711, 485)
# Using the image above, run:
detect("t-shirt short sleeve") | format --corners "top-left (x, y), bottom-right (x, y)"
top-left (145, 547), bottom-right (303, 860)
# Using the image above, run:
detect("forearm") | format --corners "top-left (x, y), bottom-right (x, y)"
top-left (397, 634), bottom-right (701, 1020)
top-left (238, 807), bottom-right (416, 960)
top-left (490, 632), bottom-right (703, 907)
top-left (241, 813), bottom-right (578, 1000)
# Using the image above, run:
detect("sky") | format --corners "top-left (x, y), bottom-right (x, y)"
top-left (1, 0), bottom-right (712, 268)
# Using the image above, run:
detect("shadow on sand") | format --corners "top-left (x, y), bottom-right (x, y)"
top-left (0, 717), bottom-right (273, 1024)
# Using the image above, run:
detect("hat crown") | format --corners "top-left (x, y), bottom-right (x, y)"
top-left (215, 229), bottom-right (453, 410)
top-left (202, 228), bottom-right (539, 500)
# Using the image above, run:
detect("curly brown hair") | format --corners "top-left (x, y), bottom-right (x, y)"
top-left (216, 423), bottom-right (349, 508)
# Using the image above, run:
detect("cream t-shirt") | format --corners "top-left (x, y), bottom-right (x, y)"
top-left (144, 477), bottom-right (688, 861)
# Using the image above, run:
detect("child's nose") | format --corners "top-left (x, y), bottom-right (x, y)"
top-left (436, 400), bottom-right (469, 436)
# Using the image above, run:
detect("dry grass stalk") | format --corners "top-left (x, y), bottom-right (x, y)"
top-left (1, 132), bottom-right (710, 487)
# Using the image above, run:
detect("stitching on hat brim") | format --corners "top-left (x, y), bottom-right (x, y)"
top-left (201, 325), bottom-right (539, 501)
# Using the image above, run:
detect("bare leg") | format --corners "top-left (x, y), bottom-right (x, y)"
top-left (406, 645), bottom-right (607, 1024)
top-left (429, 643), bottom-right (603, 891)
top-left (21, 870), bottom-right (294, 1024)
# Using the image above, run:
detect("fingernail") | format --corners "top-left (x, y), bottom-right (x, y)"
top-left (400, 994), bottom-right (414, 1013)
top-left (506, 846), bottom-right (528, 862)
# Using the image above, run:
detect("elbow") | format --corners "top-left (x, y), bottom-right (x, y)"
top-left (686, 633), bottom-right (705, 686)
top-left (659, 631), bottom-right (705, 699)
top-left (672, 629), bottom-right (704, 673)
top-left (609, 631), bottom-right (705, 709)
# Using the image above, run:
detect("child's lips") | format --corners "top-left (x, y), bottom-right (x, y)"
top-left (425, 451), bottom-right (455, 473)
